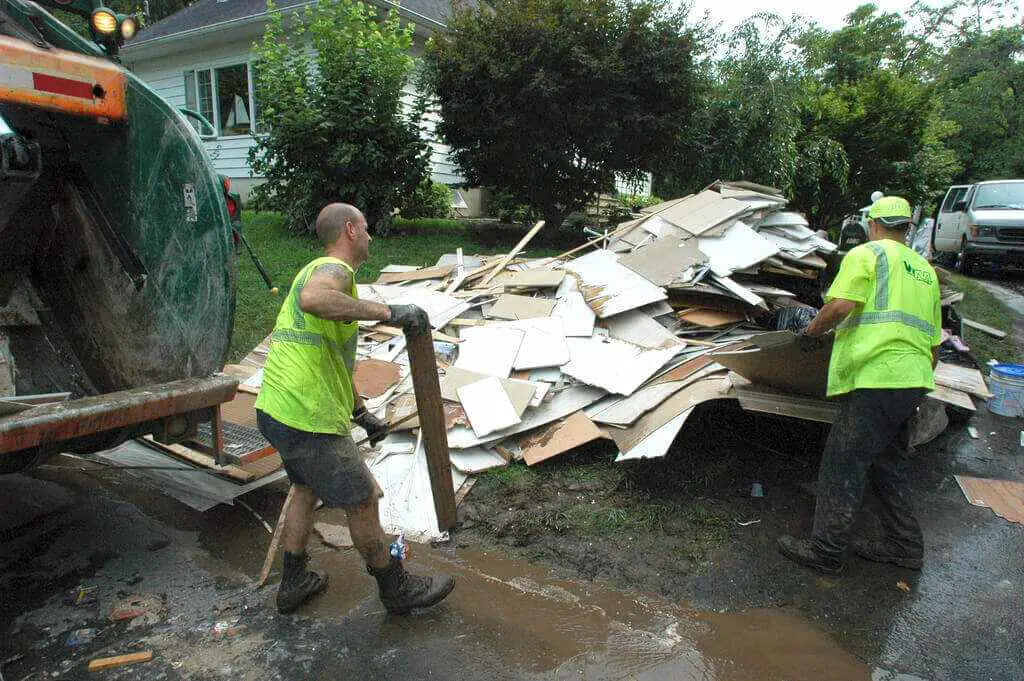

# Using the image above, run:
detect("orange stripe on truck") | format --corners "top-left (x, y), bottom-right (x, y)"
top-left (0, 36), bottom-right (126, 121)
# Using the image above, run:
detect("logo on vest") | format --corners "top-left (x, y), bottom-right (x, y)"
top-left (903, 260), bottom-right (933, 284)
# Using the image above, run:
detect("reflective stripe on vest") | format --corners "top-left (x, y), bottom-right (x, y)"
top-left (270, 321), bottom-right (357, 371)
top-left (865, 242), bottom-right (889, 310)
top-left (839, 310), bottom-right (936, 338)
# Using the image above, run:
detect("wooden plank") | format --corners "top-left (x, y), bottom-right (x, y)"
top-left (258, 486), bottom-right (294, 587)
top-left (962, 318), bottom-right (1007, 339)
top-left (375, 264), bottom-right (455, 284)
top-left (220, 391), bottom-right (258, 428)
top-left (405, 319), bottom-right (458, 531)
top-left (373, 324), bottom-right (462, 344)
top-left (934, 361), bottom-right (994, 399)
top-left (88, 651), bottom-right (153, 672)
top-left (479, 220), bottom-right (547, 287)
top-left (140, 437), bottom-right (253, 482)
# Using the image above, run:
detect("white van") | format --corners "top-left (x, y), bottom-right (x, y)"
top-left (932, 180), bottom-right (1024, 274)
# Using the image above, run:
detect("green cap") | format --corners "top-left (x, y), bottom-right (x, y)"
top-left (867, 196), bottom-right (912, 227)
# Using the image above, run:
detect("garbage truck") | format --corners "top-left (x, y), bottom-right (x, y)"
top-left (0, 0), bottom-right (242, 472)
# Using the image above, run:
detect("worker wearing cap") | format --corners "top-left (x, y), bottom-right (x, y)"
top-left (778, 196), bottom-right (941, 574)
top-left (255, 203), bottom-right (455, 614)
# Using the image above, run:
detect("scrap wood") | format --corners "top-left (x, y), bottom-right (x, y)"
top-left (954, 475), bottom-right (1024, 525)
top-left (259, 486), bottom-right (294, 586)
top-left (139, 437), bottom-right (253, 482)
top-left (961, 318), bottom-right (1007, 339)
top-left (927, 384), bottom-right (976, 411)
top-left (734, 381), bottom-right (838, 423)
top-left (486, 293), bottom-right (556, 320)
top-left (374, 324), bottom-right (462, 344)
top-left (87, 651), bottom-right (153, 672)
top-left (934, 362), bottom-right (994, 399)
top-left (519, 411), bottom-right (606, 465)
top-left (477, 220), bottom-right (547, 287)
top-left (375, 263), bottom-right (455, 284)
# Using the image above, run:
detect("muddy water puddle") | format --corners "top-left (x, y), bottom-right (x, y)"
top-left (282, 543), bottom-right (869, 680)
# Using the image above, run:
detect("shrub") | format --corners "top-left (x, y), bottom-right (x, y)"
top-left (398, 180), bottom-right (454, 220)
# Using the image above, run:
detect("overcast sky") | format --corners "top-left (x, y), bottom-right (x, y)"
top-left (689, 0), bottom-right (926, 29)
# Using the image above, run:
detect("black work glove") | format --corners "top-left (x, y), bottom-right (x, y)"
top-left (353, 407), bottom-right (389, 446)
top-left (387, 304), bottom-right (430, 335)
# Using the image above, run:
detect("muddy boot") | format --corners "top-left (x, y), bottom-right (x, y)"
top-left (850, 537), bottom-right (922, 570)
top-left (777, 535), bottom-right (842, 575)
top-left (369, 559), bottom-right (455, 615)
top-left (277, 552), bottom-right (329, 614)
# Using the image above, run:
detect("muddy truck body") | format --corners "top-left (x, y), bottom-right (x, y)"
top-left (0, 0), bottom-right (239, 472)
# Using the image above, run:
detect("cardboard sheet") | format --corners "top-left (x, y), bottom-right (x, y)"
top-left (562, 249), bottom-right (667, 318)
top-left (519, 411), bottom-right (606, 465)
top-left (454, 326), bottom-right (525, 377)
top-left (353, 359), bottom-right (403, 399)
top-left (486, 294), bottom-right (557, 320)
top-left (935, 362), bottom-right (994, 399)
top-left (712, 331), bottom-right (832, 398)
top-left (562, 337), bottom-right (678, 396)
top-left (458, 377), bottom-right (523, 437)
top-left (954, 475), bottom-right (1024, 525)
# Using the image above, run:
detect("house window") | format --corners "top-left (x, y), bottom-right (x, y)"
top-left (183, 63), bottom-right (256, 137)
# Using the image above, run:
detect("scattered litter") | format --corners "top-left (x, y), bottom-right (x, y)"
top-left (65, 628), bottom-right (97, 648)
top-left (64, 584), bottom-right (98, 607)
top-left (750, 482), bottom-right (764, 498)
top-left (87, 651), bottom-right (153, 672)
top-left (967, 426), bottom-right (980, 439)
top-left (955, 475), bottom-right (1024, 525)
top-left (107, 594), bottom-right (165, 625)
top-left (210, 618), bottom-right (247, 640)
top-left (896, 581), bottom-right (911, 593)
top-left (736, 519), bottom-right (761, 527)
top-left (314, 522), bottom-right (353, 548)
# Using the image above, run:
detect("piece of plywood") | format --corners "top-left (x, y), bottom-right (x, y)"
top-left (492, 269), bottom-right (565, 289)
top-left (927, 384), bottom-right (976, 411)
top-left (935, 362), bottom-right (994, 399)
top-left (711, 275), bottom-right (767, 309)
top-left (454, 326), bottom-right (525, 377)
top-left (735, 382), bottom-right (838, 423)
top-left (520, 412), bottom-right (606, 465)
top-left (562, 337), bottom-right (679, 396)
top-left (954, 475), bottom-right (1024, 525)
top-left (962, 318), bottom-right (1007, 339)
top-left (562, 249), bottom-right (667, 319)
top-left (677, 308), bottom-right (747, 328)
top-left (87, 652), bottom-right (153, 672)
top-left (618, 235), bottom-right (704, 286)
top-left (440, 366), bottom-right (535, 415)
top-left (697, 221), bottom-right (779, 277)
top-left (458, 377), bottom-right (523, 437)
top-left (486, 294), bottom-right (557, 321)
top-left (712, 331), bottom-right (831, 398)
top-left (353, 359), bottom-right (403, 399)
top-left (219, 391), bottom-right (258, 429)
top-left (375, 264), bottom-right (455, 284)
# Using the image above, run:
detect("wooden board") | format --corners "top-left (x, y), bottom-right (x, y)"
top-left (962, 318), bottom-right (1007, 339)
top-left (375, 264), bottom-right (455, 284)
top-left (927, 384), bottom-right (976, 411)
top-left (220, 391), bottom-right (258, 429)
top-left (140, 437), bottom-right (253, 482)
top-left (934, 362), bottom-right (994, 399)
top-left (88, 651), bottom-right (153, 672)
top-left (955, 475), bottom-right (1024, 525)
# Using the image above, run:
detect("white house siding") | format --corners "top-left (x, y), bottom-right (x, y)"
top-left (128, 37), bottom-right (464, 187)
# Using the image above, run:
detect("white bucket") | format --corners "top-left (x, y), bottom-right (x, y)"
top-left (987, 364), bottom-right (1024, 417)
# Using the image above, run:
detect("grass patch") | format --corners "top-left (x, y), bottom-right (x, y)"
top-left (947, 273), bottom-right (1021, 364)
top-left (229, 211), bottom-right (562, 362)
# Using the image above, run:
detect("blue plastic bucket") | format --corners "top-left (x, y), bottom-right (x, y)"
top-left (987, 363), bottom-right (1024, 417)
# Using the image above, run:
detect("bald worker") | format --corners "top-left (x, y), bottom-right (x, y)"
top-left (256, 203), bottom-right (455, 614)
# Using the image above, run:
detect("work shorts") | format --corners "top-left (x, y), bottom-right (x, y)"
top-left (256, 410), bottom-right (379, 508)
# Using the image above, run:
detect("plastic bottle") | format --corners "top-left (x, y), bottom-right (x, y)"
top-left (388, 533), bottom-right (408, 560)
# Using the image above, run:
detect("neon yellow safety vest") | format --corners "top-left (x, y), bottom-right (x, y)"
top-left (825, 239), bottom-right (942, 397)
top-left (255, 257), bottom-right (359, 434)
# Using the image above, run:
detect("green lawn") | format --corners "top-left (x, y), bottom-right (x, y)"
top-left (947, 273), bottom-right (1022, 364)
top-left (229, 211), bottom-right (561, 361)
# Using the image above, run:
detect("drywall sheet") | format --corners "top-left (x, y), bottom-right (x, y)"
top-left (618, 235), bottom-right (704, 286)
top-left (552, 291), bottom-right (597, 337)
top-left (486, 294), bottom-right (557, 321)
top-left (697, 222), bottom-right (779, 277)
top-left (711, 275), bottom-right (767, 309)
top-left (520, 412), bottom-right (606, 466)
top-left (562, 337), bottom-right (678, 396)
top-left (376, 264), bottom-right (455, 284)
top-left (491, 318), bottom-right (571, 369)
top-left (677, 308), bottom-right (748, 328)
top-left (492, 269), bottom-right (565, 289)
top-left (362, 284), bottom-right (470, 329)
top-left (449, 446), bottom-right (509, 474)
top-left (759, 230), bottom-right (818, 257)
top-left (607, 376), bottom-right (732, 453)
top-left (353, 359), bottom-right (403, 399)
top-left (614, 408), bottom-right (693, 462)
top-left (735, 383), bottom-right (838, 423)
top-left (562, 249), bottom-right (667, 318)
top-left (602, 309), bottom-right (684, 350)
top-left (935, 362), bottom-right (994, 399)
top-left (657, 190), bottom-right (750, 236)
top-left (712, 331), bottom-right (832, 398)
top-left (454, 326), bottom-right (525, 377)
top-left (954, 475), bottom-right (1024, 525)
top-left (590, 381), bottom-right (688, 426)
top-left (371, 435), bottom-right (461, 541)
top-left (458, 377), bottom-right (523, 437)
top-left (440, 366), bottom-right (535, 415)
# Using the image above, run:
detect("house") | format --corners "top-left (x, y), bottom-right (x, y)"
top-left (122, 0), bottom-right (484, 214)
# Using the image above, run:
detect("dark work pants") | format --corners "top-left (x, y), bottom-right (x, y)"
top-left (812, 388), bottom-right (927, 560)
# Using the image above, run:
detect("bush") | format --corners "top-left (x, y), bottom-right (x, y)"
top-left (617, 193), bottom-right (664, 211)
top-left (398, 180), bottom-right (454, 220)
top-left (486, 187), bottom-right (538, 225)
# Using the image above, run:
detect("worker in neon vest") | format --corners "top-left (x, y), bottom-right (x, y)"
top-left (256, 203), bottom-right (455, 614)
top-left (778, 196), bottom-right (942, 574)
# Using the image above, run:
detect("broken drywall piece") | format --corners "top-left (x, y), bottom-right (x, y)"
top-left (486, 294), bottom-right (557, 320)
top-left (614, 408), bottom-right (693, 462)
top-left (602, 309), bottom-right (684, 350)
top-left (552, 291), bottom-right (597, 337)
top-left (711, 275), bottom-right (767, 309)
top-left (454, 326), bottom-right (525, 377)
top-left (656, 190), bottom-right (751, 236)
top-left (697, 221), bottom-right (779, 277)
top-left (520, 411), bottom-right (607, 466)
top-left (375, 264), bottom-right (455, 284)
top-left (353, 359), bottom-right (403, 399)
top-left (677, 308), bottom-right (747, 328)
top-left (618, 235), bottom-right (704, 286)
top-left (607, 376), bottom-right (731, 452)
top-left (361, 284), bottom-right (470, 329)
top-left (589, 380), bottom-right (689, 426)
top-left (562, 249), bottom-right (667, 319)
top-left (458, 376), bottom-right (523, 437)
top-left (491, 269), bottom-right (565, 289)
top-left (491, 318), bottom-right (571, 369)
top-left (449, 446), bottom-right (508, 474)
top-left (370, 435), bottom-right (448, 541)
top-left (561, 337), bottom-right (678, 396)
top-left (954, 475), bottom-right (1024, 525)
top-left (440, 366), bottom-right (535, 415)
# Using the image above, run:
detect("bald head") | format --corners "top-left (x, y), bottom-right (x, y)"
top-left (315, 203), bottom-right (364, 246)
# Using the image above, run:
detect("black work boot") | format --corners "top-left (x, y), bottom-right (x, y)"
top-left (368, 558), bottom-right (455, 615)
top-left (277, 552), bottom-right (329, 614)
top-left (850, 537), bottom-right (923, 570)
top-left (777, 535), bottom-right (842, 575)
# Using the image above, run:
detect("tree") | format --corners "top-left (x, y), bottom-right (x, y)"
top-left (249, 0), bottom-right (430, 232)
top-left (426, 0), bottom-right (701, 228)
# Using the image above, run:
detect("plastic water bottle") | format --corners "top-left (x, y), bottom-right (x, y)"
top-left (388, 533), bottom-right (408, 560)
